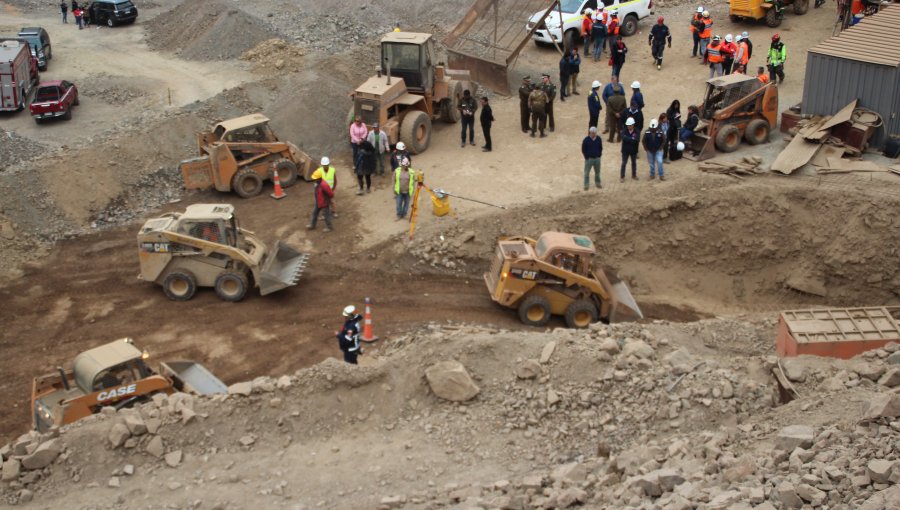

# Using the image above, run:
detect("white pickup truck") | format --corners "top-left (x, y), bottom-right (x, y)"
top-left (526, 0), bottom-right (654, 50)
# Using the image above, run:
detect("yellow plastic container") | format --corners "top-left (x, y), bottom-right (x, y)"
top-left (430, 193), bottom-right (451, 217)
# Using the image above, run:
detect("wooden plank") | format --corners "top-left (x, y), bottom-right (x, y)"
top-left (771, 136), bottom-right (822, 174)
top-left (819, 100), bottom-right (859, 131)
top-left (810, 145), bottom-right (845, 167)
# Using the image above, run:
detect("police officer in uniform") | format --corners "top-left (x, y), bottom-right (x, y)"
top-left (336, 305), bottom-right (363, 364)
top-left (540, 74), bottom-right (558, 132)
top-left (518, 76), bottom-right (534, 133)
top-left (528, 85), bottom-right (549, 138)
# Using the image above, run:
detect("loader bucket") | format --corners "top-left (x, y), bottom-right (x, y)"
top-left (257, 241), bottom-right (309, 296)
top-left (608, 281), bottom-right (644, 323)
top-left (447, 50), bottom-right (510, 95)
top-left (683, 132), bottom-right (717, 162)
top-left (160, 361), bottom-right (227, 395)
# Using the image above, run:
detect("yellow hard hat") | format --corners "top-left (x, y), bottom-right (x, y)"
top-left (311, 169), bottom-right (324, 180)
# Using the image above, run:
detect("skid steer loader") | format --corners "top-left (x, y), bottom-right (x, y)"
top-left (484, 232), bottom-right (643, 328)
top-left (180, 114), bottom-right (314, 198)
top-left (137, 204), bottom-right (309, 302)
top-left (32, 338), bottom-right (226, 431)
top-left (685, 74), bottom-right (778, 162)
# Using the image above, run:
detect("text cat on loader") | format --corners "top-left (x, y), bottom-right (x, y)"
top-left (32, 338), bottom-right (226, 431)
top-left (484, 232), bottom-right (643, 328)
top-left (349, 32), bottom-right (474, 155)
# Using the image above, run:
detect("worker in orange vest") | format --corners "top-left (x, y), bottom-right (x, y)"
top-left (704, 35), bottom-right (724, 78)
top-left (690, 6), bottom-right (704, 58)
top-left (698, 10), bottom-right (713, 62)
top-left (756, 66), bottom-right (770, 84)
top-left (607, 10), bottom-right (620, 55)
top-left (582, 9), bottom-right (593, 53)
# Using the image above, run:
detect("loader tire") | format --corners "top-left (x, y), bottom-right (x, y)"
top-left (744, 119), bottom-right (770, 145)
top-left (232, 168), bottom-right (264, 198)
top-left (564, 299), bottom-right (598, 329)
top-left (793, 0), bottom-right (809, 15)
top-left (270, 159), bottom-right (299, 188)
top-left (765, 9), bottom-right (782, 27)
top-left (400, 110), bottom-right (431, 155)
top-left (439, 80), bottom-right (462, 123)
top-left (518, 295), bottom-right (551, 327)
top-left (715, 125), bottom-right (741, 153)
top-left (214, 270), bottom-right (249, 302)
top-left (163, 270), bottom-right (197, 301)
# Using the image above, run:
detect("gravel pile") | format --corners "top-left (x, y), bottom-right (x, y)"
top-left (0, 130), bottom-right (47, 171)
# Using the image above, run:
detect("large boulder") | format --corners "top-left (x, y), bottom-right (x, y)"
top-left (21, 439), bottom-right (61, 470)
top-left (775, 425), bottom-right (815, 451)
top-left (663, 348), bottom-right (697, 375)
top-left (862, 393), bottom-right (900, 421)
top-left (515, 359), bottom-right (541, 379)
top-left (425, 361), bottom-right (480, 402)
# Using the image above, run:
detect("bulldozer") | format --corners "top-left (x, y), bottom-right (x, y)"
top-left (137, 204), bottom-right (309, 302)
top-left (685, 74), bottom-right (778, 162)
top-left (32, 338), bottom-right (226, 431)
top-left (180, 114), bottom-right (314, 198)
top-left (484, 232), bottom-right (643, 328)
top-left (349, 32), bottom-right (474, 154)
top-left (729, 0), bottom-right (809, 28)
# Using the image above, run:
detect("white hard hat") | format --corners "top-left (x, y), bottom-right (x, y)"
top-left (697, 6), bottom-right (704, 12)
top-left (741, 31), bottom-right (749, 38)
top-left (725, 34), bottom-right (733, 43)
top-left (677, 141), bottom-right (685, 151)
top-left (342, 305), bottom-right (356, 317)
top-left (625, 117), bottom-right (635, 126)
top-left (631, 81), bottom-right (640, 89)
top-left (649, 119), bottom-right (659, 129)
top-left (609, 9), bottom-right (617, 15)
top-left (703, 10), bottom-right (710, 16)
top-left (585, 8), bottom-right (593, 14)
top-left (735, 34), bottom-right (742, 42)
top-left (320, 156), bottom-right (330, 166)
top-left (592, 80), bottom-right (601, 88)
top-left (396, 142), bottom-right (406, 150)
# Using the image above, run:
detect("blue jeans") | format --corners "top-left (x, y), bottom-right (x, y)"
top-left (593, 38), bottom-right (605, 61)
top-left (612, 63), bottom-right (623, 80)
top-left (647, 150), bottom-right (664, 177)
top-left (62, 11), bottom-right (67, 23)
top-left (620, 152), bottom-right (637, 178)
top-left (679, 128), bottom-right (694, 142)
top-left (395, 193), bottom-right (410, 218)
top-left (583, 158), bottom-right (601, 188)
top-left (309, 204), bottom-right (333, 229)
top-left (351, 142), bottom-right (360, 168)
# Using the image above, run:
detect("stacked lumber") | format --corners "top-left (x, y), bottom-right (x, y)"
top-left (698, 156), bottom-right (765, 178)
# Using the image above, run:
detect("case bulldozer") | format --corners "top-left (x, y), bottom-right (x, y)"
top-left (685, 74), bottom-right (778, 162)
top-left (484, 232), bottom-right (643, 328)
top-left (349, 32), bottom-right (474, 155)
top-left (180, 114), bottom-right (314, 198)
top-left (137, 204), bottom-right (309, 302)
top-left (32, 338), bottom-right (226, 431)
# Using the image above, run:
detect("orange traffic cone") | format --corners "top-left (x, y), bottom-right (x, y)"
top-left (361, 297), bottom-right (379, 343)
top-left (270, 167), bottom-right (286, 200)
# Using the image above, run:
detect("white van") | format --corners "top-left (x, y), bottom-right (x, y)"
top-left (526, 0), bottom-right (654, 50)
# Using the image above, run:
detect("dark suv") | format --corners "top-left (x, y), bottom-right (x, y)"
top-left (87, 0), bottom-right (138, 27)
top-left (16, 27), bottom-right (51, 71)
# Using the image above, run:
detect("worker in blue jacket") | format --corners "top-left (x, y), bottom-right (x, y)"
top-left (587, 80), bottom-right (603, 129)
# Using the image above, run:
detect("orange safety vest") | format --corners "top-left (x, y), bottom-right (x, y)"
top-left (609, 18), bottom-right (619, 35)
top-left (699, 18), bottom-right (712, 39)
top-left (582, 16), bottom-right (592, 36)
top-left (706, 43), bottom-right (723, 63)
top-left (690, 14), bottom-right (702, 33)
top-left (601, 11), bottom-right (608, 24)
top-left (757, 73), bottom-right (770, 84)
top-left (738, 41), bottom-right (750, 65)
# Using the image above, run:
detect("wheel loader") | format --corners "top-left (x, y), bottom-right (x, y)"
top-left (32, 338), bottom-right (226, 432)
top-left (348, 32), bottom-right (474, 155)
top-left (685, 74), bottom-right (778, 162)
top-left (729, 0), bottom-right (809, 28)
top-left (484, 232), bottom-right (643, 328)
top-left (137, 204), bottom-right (309, 302)
top-left (179, 113), bottom-right (314, 198)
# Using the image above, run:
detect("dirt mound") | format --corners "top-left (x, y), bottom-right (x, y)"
top-left (146, 0), bottom-right (278, 60)
top-left (240, 38), bottom-right (306, 74)
top-left (0, 129), bottom-right (47, 171)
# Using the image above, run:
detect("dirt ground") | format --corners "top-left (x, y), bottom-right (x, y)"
top-left (0, 1), bottom-right (898, 506)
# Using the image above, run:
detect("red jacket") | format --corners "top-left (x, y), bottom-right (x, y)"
top-left (721, 42), bottom-right (736, 59)
top-left (315, 180), bottom-right (334, 208)
top-left (582, 16), bottom-right (592, 36)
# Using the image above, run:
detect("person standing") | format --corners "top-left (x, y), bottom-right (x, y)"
top-left (365, 123), bottom-right (390, 176)
top-left (591, 14), bottom-right (607, 62)
top-left (518, 76), bottom-right (533, 133)
top-left (658, 112), bottom-right (671, 162)
top-left (767, 34), bottom-right (786, 84)
top-left (60, 1), bottom-right (68, 23)
top-left (705, 35), bottom-right (724, 78)
top-left (642, 119), bottom-right (666, 181)
top-left (607, 11), bottom-right (620, 55)
top-left (620, 117), bottom-right (639, 182)
top-left (611, 37), bottom-right (627, 80)
top-left (349, 116), bottom-right (368, 169)
top-left (393, 158), bottom-right (416, 220)
top-left (587, 80), bottom-right (603, 130)
top-left (690, 7), bottom-right (704, 58)
top-left (665, 100), bottom-right (682, 160)
top-left (336, 306), bottom-right (362, 365)
top-left (355, 140), bottom-right (375, 195)
top-left (567, 48), bottom-right (582, 96)
top-left (630, 81), bottom-right (644, 130)
top-left (528, 85), bottom-right (549, 138)
top-left (316, 157), bottom-right (338, 218)
top-left (479, 96), bottom-right (494, 152)
top-left (606, 87), bottom-right (627, 143)
top-left (541, 74), bottom-right (558, 132)
top-left (741, 31), bottom-right (753, 60)
top-left (601, 75), bottom-right (624, 134)
top-left (306, 168), bottom-right (334, 232)
top-left (624, 99), bottom-right (643, 137)
top-left (582, 126), bottom-right (603, 190)
top-left (558, 56), bottom-right (570, 102)
top-left (390, 141), bottom-right (411, 171)
top-left (649, 16), bottom-right (671, 70)
top-left (721, 34), bottom-right (736, 75)
top-left (458, 89), bottom-right (478, 147)
top-left (74, 6), bottom-right (84, 29)
top-left (735, 34), bottom-right (750, 74)
top-left (756, 66), bottom-right (770, 84)
top-left (581, 9), bottom-right (593, 54)
top-left (698, 10), bottom-right (713, 61)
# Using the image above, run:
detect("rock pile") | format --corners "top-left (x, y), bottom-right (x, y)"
top-left (0, 130), bottom-right (47, 171)
top-left (240, 38), bottom-right (306, 74)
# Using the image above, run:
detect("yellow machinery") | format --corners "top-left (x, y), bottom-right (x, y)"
top-left (729, 0), bottom-right (809, 27)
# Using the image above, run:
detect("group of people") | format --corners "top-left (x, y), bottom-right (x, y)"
top-left (60, 1), bottom-right (87, 29)
top-left (689, 7), bottom-right (787, 83)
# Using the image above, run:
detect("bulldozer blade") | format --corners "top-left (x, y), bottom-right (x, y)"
top-left (257, 241), bottom-right (309, 296)
top-left (609, 281), bottom-right (644, 323)
top-left (448, 49), bottom-right (510, 95)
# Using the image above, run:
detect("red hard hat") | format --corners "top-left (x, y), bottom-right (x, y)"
top-left (772, 33), bottom-right (780, 41)
top-left (657, 16), bottom-right (664, 24)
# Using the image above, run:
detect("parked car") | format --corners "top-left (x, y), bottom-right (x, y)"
top-left (87, 0), bottom-right (138, 27)
top-left (29, 80), bottom-right (79, 123)
top-left (0, 40), bottom-right (37, 112)
top-left (16, 27), bottom-right (51, 71)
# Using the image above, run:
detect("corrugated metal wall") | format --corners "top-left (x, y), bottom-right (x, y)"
top-left (802, 53), bottom-right (898, 148)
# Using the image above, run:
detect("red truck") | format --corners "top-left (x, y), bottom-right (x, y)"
top-left (0, 39), bottom-right (37, 112)
top-left (29, 80), bottom-right (79, 123)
